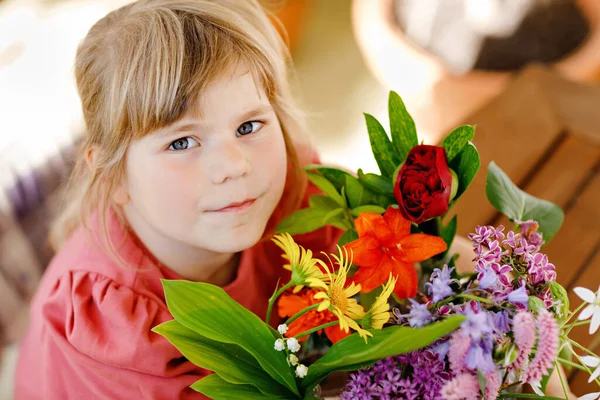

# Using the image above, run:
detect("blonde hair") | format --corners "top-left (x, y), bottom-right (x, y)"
top-left (50, 0), bottom-right (310, 260)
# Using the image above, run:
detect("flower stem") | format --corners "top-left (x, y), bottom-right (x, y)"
top-left (554, 361), bottom-right (569, 400)
top-left (294, 321), bottom-right (340, 339)
top-left (266, 281), bottom-right (295, 324)
top-left (569, 340), bottom-right (600, 386)
top-left (498, 394), bottom-right (565, 399)
top-left (285, 303), bottom-right (321, 326)
top-left (456, 293), bottom-right (494, 304)
top-left (559, 301), bottom-right (588, 329)
top-left (557, 357), bottom-right (589, 372)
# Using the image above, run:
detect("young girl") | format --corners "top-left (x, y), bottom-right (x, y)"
top-left (13, 0), bottom-right (575, 398)
top-left (14, 0), bottom-right (340, 398)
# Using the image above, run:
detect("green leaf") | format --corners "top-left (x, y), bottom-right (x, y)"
top-left (338, 229), bottom-right (359, 247)
top-left (441, 125), bottom-right (475, 163)
top-left (448, 141), bottom-right (480, 201)
top-left (161, 280), bottom-right (299, 396)
top-left (303, 165), bottom-right (353, 193)
top-left (346, 173), bottom-right (396, 209)
top-left (322, 208), bottom-right (345, 225)
top-left (388, 91), bottom-right (418, 163)
top-left (276, 208), bottom-right (331, 235)
top-left (440, 215), bottom-right (457, 253)
top-left (540, 366), bottom-right (555, 393)
top-left (306, 171), bottom-right (345, 207)
top-left (344, 175), bottom-right (365, 209)
top-left (350, 205), bottom-right (386, 217)
top-left (477, 369), bottom-right (488, 393)
top-left (301, 316), bottom-right (465, 392)
top-left (308, 195), bottom-right (340, 211)
top-left (191, 374), bottom-right (292, 400)
top-left (528, 296), bottom-right (546, 313)
top-left (152, 320), bottom-right (292, 397)
top-left (364, 113), bottom-right (399, 178)
top-left (485, 161), bottom-right (564, 242)
top-left (357, 169), bottom-right (394, 195)
top-left (548, 282), bottom-right (570, 323)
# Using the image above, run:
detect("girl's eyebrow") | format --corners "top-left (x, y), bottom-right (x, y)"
top-left (163, 104), bottom-right (273, 136)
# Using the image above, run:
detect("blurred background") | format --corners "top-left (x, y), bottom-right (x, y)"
top-left (1, 0), bottom-right (599, 397)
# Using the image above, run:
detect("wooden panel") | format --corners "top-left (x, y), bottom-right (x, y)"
top-left (566, 249), bottom-right (600, 396)
top-left (544, 171), bottom-right (600, 288)
top-left (495, 134), bottom-right (600, 228)
top-left (452, 68), bottom-right (563, 236)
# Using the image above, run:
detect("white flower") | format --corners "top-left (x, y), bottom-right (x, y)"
top-left (288, 354), bottom-right (299, 366)
top-left (581, 355), bottom-right (600, 383)
top-left (274, 339), bottom-right (285, 351)
top-left (286, 337), bottom-right (301, 353)
top-left (277, 324), bottom-right (288, 335)
top-left (579, 392), bottom-right (600, 400)
top-left (574, 286), bottom-right (600, 334)
top-left (295, 364), bottom-right (308, 378)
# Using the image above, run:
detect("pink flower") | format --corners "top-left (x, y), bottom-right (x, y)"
top-left (448, 330), bottom-right (471, 373)
top-left (512, 311), bottom-right (536, 372)
top-left (441, 373), bottom-right (480, 400)
top-left (522, 310), bottom-right (559, 386)
top-left (484, 370), bottom-right (501, 400)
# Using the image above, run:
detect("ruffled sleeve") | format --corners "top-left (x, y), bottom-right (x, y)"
top-left (25, 270), bottom-right (207, 399)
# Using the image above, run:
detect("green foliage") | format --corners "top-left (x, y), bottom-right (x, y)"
top-left (486, 162), bottom-right (564, 242)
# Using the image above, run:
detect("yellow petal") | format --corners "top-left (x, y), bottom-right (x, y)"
top-left (317, 300), bottom-right (330, 312)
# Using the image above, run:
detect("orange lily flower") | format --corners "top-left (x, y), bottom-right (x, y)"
top-left (343, 206), bottom-right (447, 299)
top-left (277, 287), bottom-right (350, 344)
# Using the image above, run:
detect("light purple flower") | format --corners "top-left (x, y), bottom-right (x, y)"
top-left (493, 263), bottom-right (513, 287)
top-left (464, 337), bottom-right (496, 373)
top-left (514, 237), bottom-right (537, 257)
top-left (424, 265), bottom-right (456, 302)
top-left (502, 230), bottom-right (520, 248)
top-left (492, 311), bottom-right (510, 334)
top-left (460, 307), bottom-right (493, 341)
top-left (478, 264), bottom-right (498, 290)
top-left (508, 281), bottom-right (529, 309)
top-left (407, 299), bottom-right (433, 328)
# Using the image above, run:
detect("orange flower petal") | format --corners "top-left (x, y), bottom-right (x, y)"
top-left (354, 213), bottom-right (392, 244)
top-left (344, 236), bottom-right (383, 267)
top-left (382, 206), bottom-right (411, 243)
top-left (399, 234), bottom-right (447, 263)
top-left (391, 261), bottom-right (418, 299)
top-left (351, 257), bottom-right (394, 293)
top-left (324, 324), bottom-right (351, 344)
top-left (277, 293), bottom-right (309, 318)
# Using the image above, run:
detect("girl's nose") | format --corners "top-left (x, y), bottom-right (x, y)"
top-left (206, 140), bottom-right (252, 184)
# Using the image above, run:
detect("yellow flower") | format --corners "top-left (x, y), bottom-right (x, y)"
top-left (272, 233), bottom-right (326, 293)
top-left (362, 274), bottom-right (397, 330)
top-left (308, 246), bottom-right (372, 342)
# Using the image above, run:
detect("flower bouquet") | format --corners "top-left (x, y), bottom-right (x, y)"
top-left (153, 92), bottom-right (600, 399)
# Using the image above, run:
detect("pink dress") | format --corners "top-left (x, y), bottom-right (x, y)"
top-left (14, 182), bottom-right (341, 399)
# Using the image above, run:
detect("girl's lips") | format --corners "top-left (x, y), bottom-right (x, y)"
top-left (211, 198), bottom-right (256, 213)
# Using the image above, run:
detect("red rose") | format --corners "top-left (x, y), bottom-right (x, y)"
top-left (393, 145), bottom-right (452, 224)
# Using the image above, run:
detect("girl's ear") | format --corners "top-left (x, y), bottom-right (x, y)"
top-left (112, 184), bottom-right (130, 206)
top-left (85, 145), bottom-right (98, 170)
top-left (86, 145), bottom-right (131, 205)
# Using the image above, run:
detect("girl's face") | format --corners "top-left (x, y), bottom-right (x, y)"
top-left (121, 66), bottom-right (287, 255)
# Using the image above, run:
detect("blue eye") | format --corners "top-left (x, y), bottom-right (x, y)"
top-left (237, 121), bottom-right (264, 136)
top-left (169, 137), bottom-right (200, 151)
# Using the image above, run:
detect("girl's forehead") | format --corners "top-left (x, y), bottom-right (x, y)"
top-left (184, 67), bottom-right (269, 120)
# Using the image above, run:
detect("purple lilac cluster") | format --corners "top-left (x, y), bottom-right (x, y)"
top-left (468, 221), bottom-right (557, 308)
top-left (339, 349), bottom-right (450, 400)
